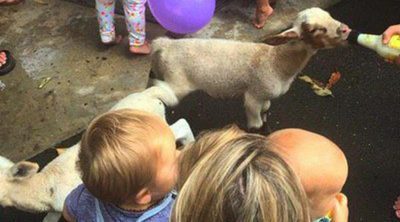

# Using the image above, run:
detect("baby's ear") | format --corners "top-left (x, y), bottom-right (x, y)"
top-left (331, 193), bottom-right (349, 222)
top-left (9, 161), bottom-right (39, 180)
top-left (135, 188), bottom-right (152, 205)
top-left (263, 28), bottom-right (301, 45)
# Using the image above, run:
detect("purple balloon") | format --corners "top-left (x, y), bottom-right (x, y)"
top-left (148, 0), bottom-right (216, 34)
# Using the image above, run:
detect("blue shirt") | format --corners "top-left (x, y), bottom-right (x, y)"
top-left (65, 184), bottom-right (175, 222)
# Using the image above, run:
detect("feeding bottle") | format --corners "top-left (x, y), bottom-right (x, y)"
top-left (348, 30), bottom-right (400, 61)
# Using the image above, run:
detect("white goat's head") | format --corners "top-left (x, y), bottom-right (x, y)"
top-left (0, 156), bottom-right (39, 207)
top-left (264, 8), bottom-right (350, 49)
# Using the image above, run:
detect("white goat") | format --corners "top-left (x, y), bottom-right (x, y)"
top-left (0, 83), bottom-right (195, 221)
top-left (0, 144), bottom-right (80, 219)
top-left (150, 7), bottom-right (350, 129)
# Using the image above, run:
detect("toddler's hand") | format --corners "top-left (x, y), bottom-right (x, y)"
top-left (382, 24), bottom-right (400, 66)
top-left (331, 193), bottom-right (348, 222)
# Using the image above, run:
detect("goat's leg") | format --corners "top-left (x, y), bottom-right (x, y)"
top-left (42, 212), bottom-right (61, 222)
top-left (148, 79), bottom-right (179, 106)
top-left (169, 82), bottom-right (195, 101)
top-left (261, 100), bottom-right (271, 122)
top-left (244, 92), bottom-right (264, 129)
top-left (169, 118), bottom-right (195, 145)
top-left (150, 79), bottom-right (195, 106)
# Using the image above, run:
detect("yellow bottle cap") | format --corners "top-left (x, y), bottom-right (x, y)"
top-left (388, 35), bottom-right (400, 49)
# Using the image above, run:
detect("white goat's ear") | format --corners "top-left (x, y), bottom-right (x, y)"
top-left (263, 28), bottom-right (301, 45)
top-left (9, 161), bottom-right (39, 179)
top-left (0, 156), bottom-right (14, 169)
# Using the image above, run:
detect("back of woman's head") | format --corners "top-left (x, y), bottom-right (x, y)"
top-left (173, 126), bottom-right (310, 222)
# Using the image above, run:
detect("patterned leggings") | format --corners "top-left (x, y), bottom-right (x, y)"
top-left (96, 0), bottom-right (146, 46)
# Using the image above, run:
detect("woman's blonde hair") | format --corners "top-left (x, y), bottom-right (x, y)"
top-left (173, 126), bottom-right (310, 222)
top-left (78, 109), bottom-right (174, 205)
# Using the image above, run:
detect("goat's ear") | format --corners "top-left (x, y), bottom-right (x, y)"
top-left (263, 28), bottom-right (301, 45)
top-left (0, 156), bottom-right (14, 169)
top-left (9, 161), bottom-right (39, 179)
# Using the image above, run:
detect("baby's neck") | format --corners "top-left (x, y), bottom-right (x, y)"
top-left (119, 196), bottom-right (165, 212)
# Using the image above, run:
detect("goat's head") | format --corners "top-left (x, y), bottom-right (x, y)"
top-left (0, 156), bottom-right (39, 207)
top-left (264, 8), bottom-right (350, 49)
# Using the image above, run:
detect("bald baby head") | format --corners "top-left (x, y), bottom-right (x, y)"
top-left (268, 129), bottom-right (348, 219)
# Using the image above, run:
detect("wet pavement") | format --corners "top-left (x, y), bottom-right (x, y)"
top-left (0, 0), bottom-right (337, 163)
top-left (1, 0), bottom-right (400, 221)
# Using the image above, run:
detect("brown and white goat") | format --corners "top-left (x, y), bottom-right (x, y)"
top-left (150, 7), bottom-right (350, 129)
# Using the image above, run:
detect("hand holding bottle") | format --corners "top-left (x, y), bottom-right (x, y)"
top-left (348, 28), bottom-right (400, 63)
top-left (382, 24), bottom-right (400, 65)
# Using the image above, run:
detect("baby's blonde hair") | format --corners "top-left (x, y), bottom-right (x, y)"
top-left (173, 126), bottom-right (310, 222)
top-left (78, 109), bottom-right (174, 205)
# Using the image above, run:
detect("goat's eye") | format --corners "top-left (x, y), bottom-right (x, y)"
top-left (16, 167), bottom-right (26, 177)
top-left (310, 27), bottom-right (327, 34)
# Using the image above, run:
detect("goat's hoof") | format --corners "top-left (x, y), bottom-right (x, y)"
top-left (247, 121), bottom-right (263, 130)
top-left (262, 113), bottom-right (268, 122)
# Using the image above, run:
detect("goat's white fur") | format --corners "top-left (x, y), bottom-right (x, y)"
top-left (0, 85), bottom-right (194, 221)
top-left (151, 8), bottom-right (348, 129)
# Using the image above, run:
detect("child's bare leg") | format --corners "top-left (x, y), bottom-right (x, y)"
top-left (253, 0), bottom-right (274, 29)
top-left (123, 0), bottom-right (151, 55)
top-left (96, 0), bottom-right (122, 44)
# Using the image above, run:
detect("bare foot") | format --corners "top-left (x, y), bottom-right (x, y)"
top-left (0, 52), bottom-right (7, 68)
top-left (129, 42), bottom-right (151, 55)
top-left (253, 5), bottom-right (274, 29)
top-left (0, 0), bottom-right (23, 6)
top-left (102, 35), bottom-right (123, 46)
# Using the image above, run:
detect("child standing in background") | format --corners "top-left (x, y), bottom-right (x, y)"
top-left (96, 0), bottom-right (151, 54)
top-left (253, 0), bottom-right (276, 29)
